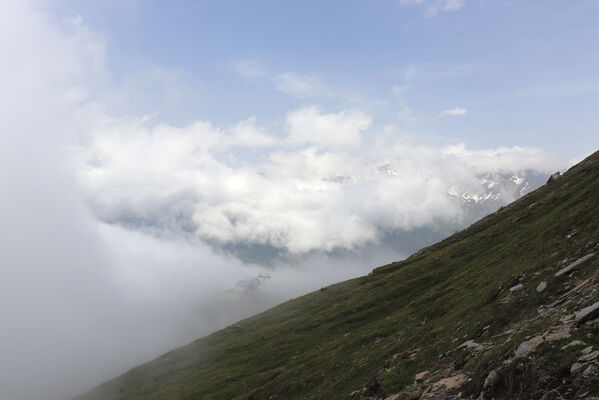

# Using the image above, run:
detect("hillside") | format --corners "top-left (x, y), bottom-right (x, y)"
top-left (78, 151), bottom-right (599, 400)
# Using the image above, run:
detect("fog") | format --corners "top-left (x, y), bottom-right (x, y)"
top-left (0, 2), bottom-right (569, 399)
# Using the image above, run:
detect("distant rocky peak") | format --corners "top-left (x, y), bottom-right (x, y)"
top-left (449, 170), bottom-right (548, 222)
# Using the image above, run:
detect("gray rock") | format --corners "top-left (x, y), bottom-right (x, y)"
top-left (578, 350), bottom-right (599, 362)
top-left (414, 370), bottom-right (429, 382)
top-left (581, 346), bottom-right (594, 355)
top-left (561, 340), bottom-right (585, 350)
top-left (583, 364), bottom-right (598, 378)
top-left (555, 253), bottom-right (595, 276)
top-left (571, 362), bottom-right (586, 373)
top-left (544, 325), bottom-right (571, 341)
top-left (509, 283), bottom-right (524, 292)
top-left (483, 369), bottom-right (499, 391)
top-left (458, 339), bottom-right (483, 351)
top-left (575, 301), bottom-right (599, 324)
top-left (536, 281), bottom-right (547, 292)
top-left (515, 336), bottom-right (544, 358)
top-left (433, 373), bottom-right (468, 390)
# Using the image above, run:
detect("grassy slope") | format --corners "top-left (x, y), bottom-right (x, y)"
top-left (78, 151), bottom-right (599, 400)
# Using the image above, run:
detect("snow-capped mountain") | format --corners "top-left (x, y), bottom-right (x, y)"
top-left (449, 171), bottom-right (548, 222)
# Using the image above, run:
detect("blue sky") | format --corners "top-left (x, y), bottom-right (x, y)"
top-left (48, 0), bottom-right (599, 158)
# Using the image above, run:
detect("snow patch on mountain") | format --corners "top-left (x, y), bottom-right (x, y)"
top-left (449, 171), bottom-right (547, 222)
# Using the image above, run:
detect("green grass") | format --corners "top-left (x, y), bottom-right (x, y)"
top-left (77, 151), bottom-right (599, 400)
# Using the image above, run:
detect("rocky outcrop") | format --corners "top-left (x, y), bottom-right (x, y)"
top-left (546, 171), bottom-right (561, 183)
top-left (555, 253), bottom-right (595, 276)
top-left (366, 246), bottom-right (599, 400)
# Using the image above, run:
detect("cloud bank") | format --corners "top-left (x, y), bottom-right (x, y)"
top-left (0, 3), bottom-right (279, 399)
top-left (78, 112), bottom-right (562, 255)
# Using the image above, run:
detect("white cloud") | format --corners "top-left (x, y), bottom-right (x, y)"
top-left (0, 4), bottom-right (277, 399)
top-left (78, 111), bottom-right (562, 256)
top-left (400, 0), bottom-right (466, 16)
top-left (274, 72), bottom-right (324, 97)
top-left (286, 106), bottom-right (371, 148)
top-left (234, 59), bottom-right (327, 98)
top-left (442, 144), bottom-right (561, 174)
top-left (443, 0), bottom-right (466, 11)
top-left (233, 59), bottom-right (267, 81)
top-left (219, 117), bottom-right (280, 150)
top-left (440, 106), bottom-right (467, 117)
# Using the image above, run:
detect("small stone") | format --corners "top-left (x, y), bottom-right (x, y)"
top-left (560, 313), bottom-right (575, 323)
top-left (414, 370), bottom-right (429, 382)
top-left (581, 346), bottom-right (594, 355)
top-left (458, 339), bottom-right (483, 351)
top-left (509, 283), bottom-right (524, 292)
top-left (536, 281), bottom-right (547, 292)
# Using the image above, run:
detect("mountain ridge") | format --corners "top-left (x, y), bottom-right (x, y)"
top-left (77, 150), bottom-right (599, 400)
